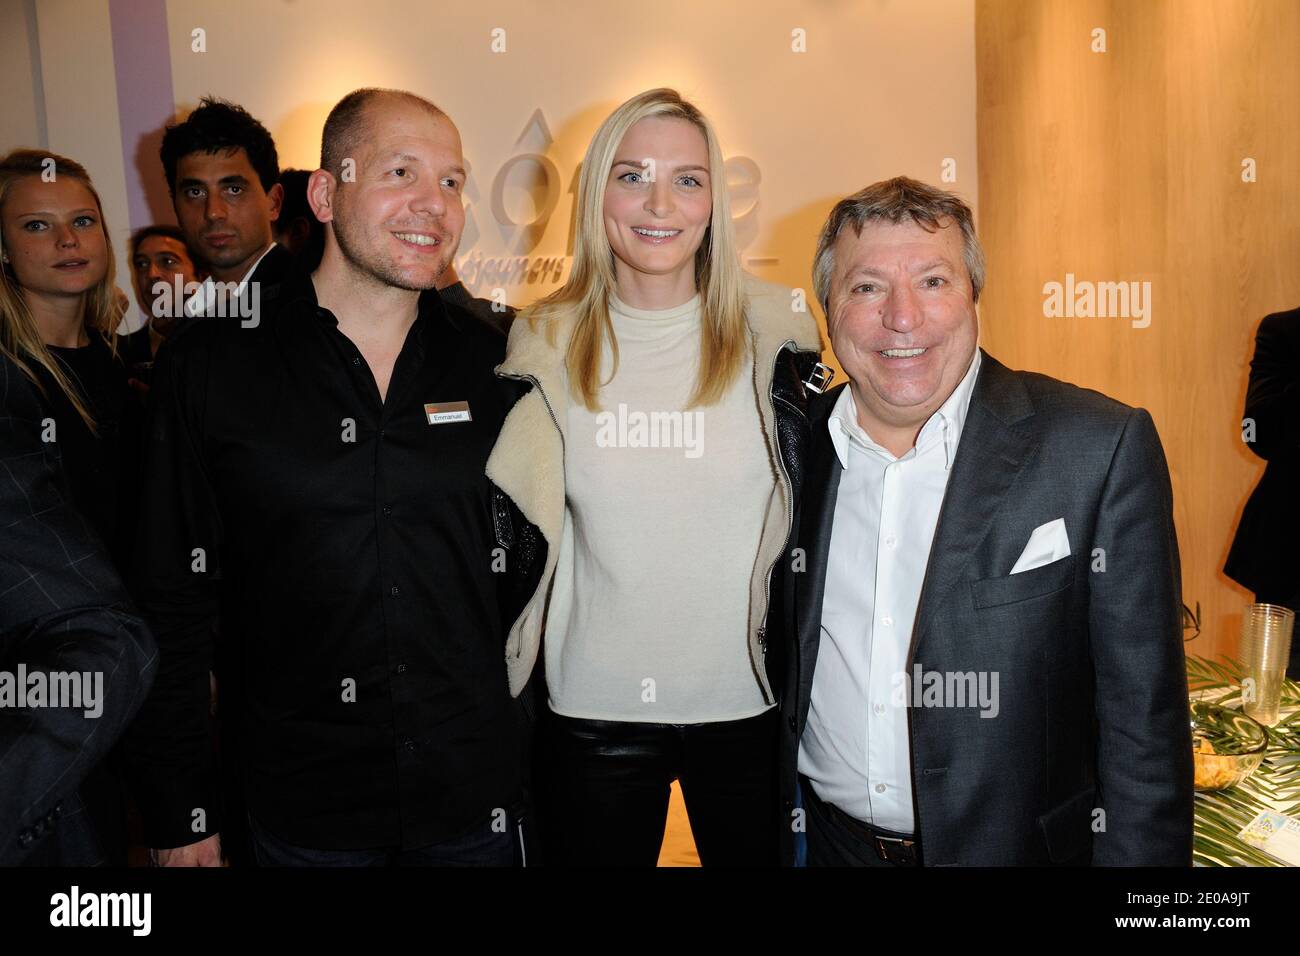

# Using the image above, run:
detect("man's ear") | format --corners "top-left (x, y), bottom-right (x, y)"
top-left (307, 168), bottom-right (336, 224)
top-left (266, 182), bottom-right (284, 224)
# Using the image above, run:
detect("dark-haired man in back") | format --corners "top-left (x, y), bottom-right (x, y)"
top-left (159, 97), bottom-right (296, 323)
top-left (273, 168), bottom-right (325, 270)
top-left (128, 88), bottom-right (540, 866)
top-left (121, 224), bottom-right (203, 380)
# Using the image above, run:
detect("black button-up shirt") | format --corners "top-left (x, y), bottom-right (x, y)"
top-left (126, 274), bottom-right (524, 850)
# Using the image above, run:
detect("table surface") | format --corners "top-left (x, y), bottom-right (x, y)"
top-left (1189, 657), bottom-right (1300, 867)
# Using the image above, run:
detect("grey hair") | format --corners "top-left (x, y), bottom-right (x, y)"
top-left (812, 176), bottom-right (985, 315)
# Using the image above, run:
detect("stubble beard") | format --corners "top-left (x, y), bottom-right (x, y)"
top-left (332, 212), bottom-right (451, 293)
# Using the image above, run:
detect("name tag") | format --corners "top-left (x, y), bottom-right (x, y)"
top-left (424, 400), bottom-right (472, 424)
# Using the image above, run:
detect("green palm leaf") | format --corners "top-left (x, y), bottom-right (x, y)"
top-left (1187, 655), bottom-right (1300, 866)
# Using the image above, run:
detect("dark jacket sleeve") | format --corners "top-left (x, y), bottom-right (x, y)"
top-left (122, 330), bottom-right (225, 848)
top-left (1088, 407), bottom-right (1194, 865)
top-left (1243, 311), bottom-right (1300, 463)
top-left (0, 354), bottom-right (157, 864)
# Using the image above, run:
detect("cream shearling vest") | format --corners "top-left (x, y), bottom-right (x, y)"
top-left (486, 273), bottom-right (822, 702)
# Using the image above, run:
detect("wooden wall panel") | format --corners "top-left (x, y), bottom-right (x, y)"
top-left (975, 0), bottom-right (1300, 659)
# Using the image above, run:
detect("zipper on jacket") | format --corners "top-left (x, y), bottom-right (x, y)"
top-left (495, 368), bottom-right (563, 647)
top-left (497, 370), bottom-right (563, 445)
top-left (756, 339), bottom-right (806, 705)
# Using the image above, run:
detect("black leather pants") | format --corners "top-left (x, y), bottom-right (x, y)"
top-left (537, 707), bottom-right (779, 867)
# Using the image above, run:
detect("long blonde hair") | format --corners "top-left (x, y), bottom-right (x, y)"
top-left (0, 149), bottom-right (122, 430)
top-left (528, 88), bottom-right (747, 410)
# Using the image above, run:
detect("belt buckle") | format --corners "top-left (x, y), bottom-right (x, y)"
top-left (804, 362), bottom-right (835, 394)
top-left (874, 835), bottom-right (916, 866)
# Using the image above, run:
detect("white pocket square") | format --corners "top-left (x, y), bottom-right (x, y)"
top-left (1010, 518), bottom-right (1071, 574)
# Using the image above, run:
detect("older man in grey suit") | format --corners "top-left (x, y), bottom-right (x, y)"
top-left (772, 177), bottom-right (1193, 866)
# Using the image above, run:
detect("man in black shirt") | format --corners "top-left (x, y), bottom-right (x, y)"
top-left (128, 88), bottom-right (539, 866)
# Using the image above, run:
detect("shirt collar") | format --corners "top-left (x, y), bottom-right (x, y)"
top-left (184, 242), bottom-right (279, 317)
top-left (279, 273), bottom-right (460, 340)
top-left (828, 349), bottom-right (982, 471)
top-left (240, 242), bottom-right (278, 285)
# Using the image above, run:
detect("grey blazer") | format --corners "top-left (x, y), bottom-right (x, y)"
top-left (773, 349), bottom-right (1194, 866)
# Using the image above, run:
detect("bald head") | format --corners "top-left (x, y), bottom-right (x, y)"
top-left (320, 88), bottom-right (447, 182)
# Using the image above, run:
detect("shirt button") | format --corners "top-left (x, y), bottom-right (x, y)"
top-left (884, 535), bottom-right (897, 548)
top-left (404, 738), bottom-right (416, 752)
top-left (873, 703), bottom-right (885, 715)
top-left (875, 783), bottom-right (887, 794)
top-left (382, 506), bottom-right (392, 516)
top-left (390, 586), bottom-right (400, 597)
top-left (881, 615), bottom-right (893, 627)
top-left (396, 663), bottom-right (407, 674)
top-left (351, 356), bottom-right (360, 366)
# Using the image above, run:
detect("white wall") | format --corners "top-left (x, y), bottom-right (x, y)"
top-left (2, 0), bottom-right (134, 326)
top-left (5, 0), bottom-right (978, 356)
top-left (0, 0), bottom-right (44, 150)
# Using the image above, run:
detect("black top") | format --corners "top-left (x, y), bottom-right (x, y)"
top-left (439, 281), bottom-right (515, 337)
top-left (126, 274), bottom-right (526, 850)
top-left (1225, 307), bottom-right (1300, 600)
top-left (30, 335), bottom-right (143, 575)
top-left (119, 325), bottom-right (154, 366)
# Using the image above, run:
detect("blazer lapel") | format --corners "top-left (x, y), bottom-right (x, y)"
top-left (795, 386), bottom-right (845, 719)
top-left (908, 352), bottom-right (1039, 665)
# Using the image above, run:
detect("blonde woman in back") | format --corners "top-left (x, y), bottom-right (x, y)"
top-left (487, 89), bottom-right (825, 866)
top-left (0, 149), bottom-right (142, 574)
top-left (0, 148), bottom-right (143, 866)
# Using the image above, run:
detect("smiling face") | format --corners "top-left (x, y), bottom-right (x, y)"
top-left (826, 217), bottom-right (979, 441)
top-left (322, 100), bottom-right (466, 292)
top-left (172, 146), bottom-right (281, 282)
top-left (602, 115), bottom-right (712, 300)
top-left (131, 235), bottom-right (198, 334)
top-left (1, 174), bottom-right (108, 299)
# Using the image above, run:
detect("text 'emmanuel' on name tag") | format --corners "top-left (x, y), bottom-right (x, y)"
top-left (424, 401), bottom-right (472, 425)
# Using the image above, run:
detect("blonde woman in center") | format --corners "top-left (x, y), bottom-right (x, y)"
top-left (487, 89), bottom-right (824, 866)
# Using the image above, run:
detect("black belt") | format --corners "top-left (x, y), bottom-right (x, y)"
top-left (804, 778), bottom-right (922, 866)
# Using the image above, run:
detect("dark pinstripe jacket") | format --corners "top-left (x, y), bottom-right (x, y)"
top-left (0, 352), bottom-right (156, 865)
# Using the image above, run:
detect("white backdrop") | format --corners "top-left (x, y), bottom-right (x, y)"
top-left (5, 0), bottom-right (978, 363)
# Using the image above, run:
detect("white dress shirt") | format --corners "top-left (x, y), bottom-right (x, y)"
top-left (798, 349), bottom-right (981, 833)
top-left (185, 242), bottom-right (277, 317)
